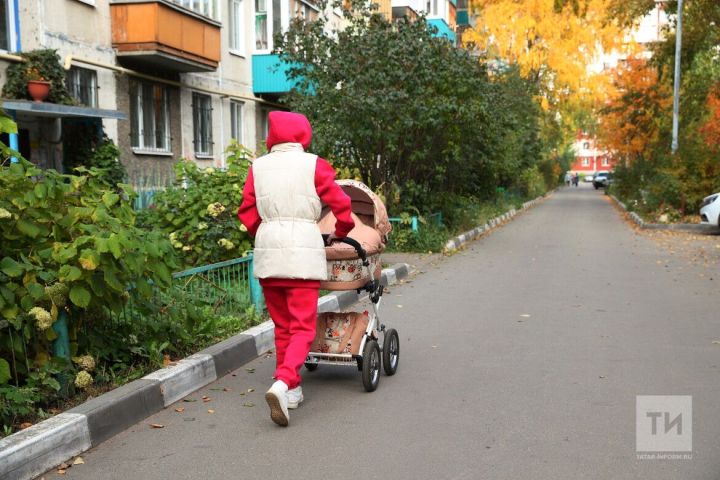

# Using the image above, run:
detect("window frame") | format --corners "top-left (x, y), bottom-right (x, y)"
top-left (192, 92), bottom-right (214, 157)
top-left (581, 158), bottom-right (589, 166)
top-left (229, 0), bottom-right (245, 55)
top-left (0, 0), bottom-right (16, 53)
top-left (129, 80), bottom-right (172, 155)
top-left (169, 0), bottom-right (219, 20)
top-left (66, 66), bottom-right (99, 109)
top-left (230, 100), bottom-right (244, 145)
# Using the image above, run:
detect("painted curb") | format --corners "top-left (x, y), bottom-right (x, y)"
top-left (609, 195), bottom-right (720, 235)
top-left (444, 192), bottom-right (552, 252)
top-left (0, 263), bottom-right (411, 480)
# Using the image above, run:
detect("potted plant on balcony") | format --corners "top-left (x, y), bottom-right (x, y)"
top-left (26, 67), bottom-right (51, 102)
top-left (2, 49), bottom-right (74, 105)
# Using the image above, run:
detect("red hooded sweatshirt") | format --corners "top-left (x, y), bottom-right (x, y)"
top-left (238, 111), bottom-right (355, 288)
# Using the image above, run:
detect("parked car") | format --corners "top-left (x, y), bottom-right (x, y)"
top-left (699, 192), bottom-right (720, 227)
top-left (582, 173), bottom-right (594, 183)
top-left (592, 171), bottom-right (610, 189)
top-left (603, 173), bottom-right (614, 194)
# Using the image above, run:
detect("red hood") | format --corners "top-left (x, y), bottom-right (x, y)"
top-left (266, 111), bottom-right (313, 151)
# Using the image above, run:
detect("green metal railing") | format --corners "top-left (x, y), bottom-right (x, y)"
top-left (172, 254), bottom-right (264, 313)
top-left (388, 212), bottom-right (443, 233)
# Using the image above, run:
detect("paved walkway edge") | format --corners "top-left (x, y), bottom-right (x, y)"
top-left (609, 194), bottom-right (719, 234)
top-left (444, 191), bottom-right (553, 252)
top-left (0, 263), bottom-right (411, 480)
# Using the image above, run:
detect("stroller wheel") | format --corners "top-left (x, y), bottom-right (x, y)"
top-left (304, 362), bottom-right (319, 372)
top-left (382, 328), bottom-right (400, 376)
top-left (361, 340), bottom-right (381, 392)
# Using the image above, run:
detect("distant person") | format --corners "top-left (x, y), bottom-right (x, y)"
top-left (573, 173), bottom-right (579, 187)
top-left (564, 172), bottom-right (571, 186)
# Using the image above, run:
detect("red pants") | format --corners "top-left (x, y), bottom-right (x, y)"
top-left (262, 285), bottom-right (319, 389)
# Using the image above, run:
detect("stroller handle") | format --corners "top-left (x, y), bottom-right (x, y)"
top-left (322, 234), bottom-right (368, 264)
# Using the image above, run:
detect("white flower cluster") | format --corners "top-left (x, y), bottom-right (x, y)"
top-left (217, 238), bottom-right (235, 250)
top-left (72, 355), bottom-right (96, 372)
top-left (29, 307), bottom-right (53, 330)
top-left (74, 370), bottom-right (93, 389)
top-left (206, 202), bottom-right (226, 218)
top-left (0, 207), bottom-right (12, 219)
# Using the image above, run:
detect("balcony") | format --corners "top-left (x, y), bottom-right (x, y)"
top-left (252, 54), bottom-right (297, 95)
top-left (111, 0), bottom-right (221, 73)
top-left (427, 19), bottom-right (456, 44)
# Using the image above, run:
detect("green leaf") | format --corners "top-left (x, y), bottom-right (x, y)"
top-left (1, 305), bottom-right (19, 321)
top-left (0, 257), bottom-right (23, 277)
top-left (103, 268), bottom-right (125, 292)
top-left (0, 113), bottom-right (18, 135)
top-left (16, 219), bottom-right (41, 238)
top-left (34, 183), bottom-right (47, 199)
top-left (107, 234), bottom-right (122, 260)
top-left (102, 192), bottom-right (120, 208)
top-left (26, 282), bottom-right (45, 300)
top-left (59, 265), bottom-right (82, 282)
top-left (0, 358), bottom-right (10, 384)
top-left (69, 285), bottom-right (91, 308)
top-left (45, 328), bottom-right (58, 342)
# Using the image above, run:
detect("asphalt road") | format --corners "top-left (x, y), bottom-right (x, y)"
top-left (46, 185), bottom-right (720, 480)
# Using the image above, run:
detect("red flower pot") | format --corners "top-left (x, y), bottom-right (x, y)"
top-left (27, 80), bottom-right (51, 103)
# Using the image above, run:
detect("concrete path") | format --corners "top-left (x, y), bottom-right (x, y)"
top-left (44, 185), bottom-right (720, 479)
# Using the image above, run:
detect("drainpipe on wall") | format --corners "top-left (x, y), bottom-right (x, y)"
top-left (8, 0), bottom-right (21, 163)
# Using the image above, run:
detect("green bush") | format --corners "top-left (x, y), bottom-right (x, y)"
top-left (0, 152), bottom-right (178, 430)
top-left (138, 141), bottom-right (253, 267)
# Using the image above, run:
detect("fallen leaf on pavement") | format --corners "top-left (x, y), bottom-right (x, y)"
top-left (520, 314), bottom-right (530, 318)
top-left (223, 387), bottom-right (231, 392)
top-left (183, 398), bottom-right (197, 402)
top-left (397, 305), bottom-right (403, 308)
top-left (207, 409), bottom-right (215, 414)
top-left (243, 402), bottom-right (255, 407)
top-left (150, 423), bottom-right (165, 429)
top-left (175, 407), bottom-right (185, 413)
top-left (73, 457), bottom-right (85, 465)
top-left (247, 388), bottom-right (255, 393)
top-left (19, 422), bottom-right (32, 429)
top-left (57, 470), bottom-right (66, 475)
top-left (239, 392), bottom-right (246, 396)
top-left (246, 368), bottom-right (255, 373)
top-left (712, 341), bottom-right (720, 345)
top-left (163, 354), bottom-right (171, 367)
top-left (599, 376), bottom-right (606, 379)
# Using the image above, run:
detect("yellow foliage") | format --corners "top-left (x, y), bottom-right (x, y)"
top-left (465, 0), bottom-right (628, 106)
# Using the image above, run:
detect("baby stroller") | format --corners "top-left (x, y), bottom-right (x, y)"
top-left (304, 180), bottom-right (399, 392)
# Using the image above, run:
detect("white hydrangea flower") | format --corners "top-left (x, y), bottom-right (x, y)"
top-left (206, 203), bottom-right (226, 217)
top-left (74, 370), bottom-right (93, 389)
top-left (72, 355), bottom-right (96, 372)
top-left (239, 224), bottom-right (247, 232)
top-left (217, 238), bottom-right (235, 250)
top-left (197, 222), bottom-right (208, 230)
top-left (0, 207), bottom-right (11, 219)
top-left (29, 307), bottom-right (53, 330)
top-left (182, 245), bottom-right (192, 252)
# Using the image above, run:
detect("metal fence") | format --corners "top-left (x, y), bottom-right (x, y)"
top-left (388, 212), bottom-right (443, 233)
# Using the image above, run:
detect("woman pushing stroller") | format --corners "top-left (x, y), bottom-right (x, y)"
top-left (238, 111), bottom-right (354, 427)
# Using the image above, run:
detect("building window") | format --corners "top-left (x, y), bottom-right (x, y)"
top-left (582, 158), bottom-right (589, 166)
top-left (0, 0), bottom-right (10, 51)
top-left (229, 0), bottom-right (244, 53)
top-left (293, 0), bottom-right (318, 20)
top-left (66, 67), bottom-right (98, 108)
top-left (170, 0), bottom-right (218, 19)
top-left (130, 80), bottom-right (171, 153)
top-left (255, 0), bottom-right (281, 51)
top-left (602, 158), bottom-right (609, 166)
top-left (230, 100), bottom-right (243, 144)
top-left (193, 92), bottom-right (213, 156)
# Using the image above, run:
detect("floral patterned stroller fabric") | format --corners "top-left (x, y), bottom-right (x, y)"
top-left (318, 180), bottom-right (392, 290)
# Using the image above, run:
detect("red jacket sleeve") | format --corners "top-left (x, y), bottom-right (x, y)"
top-left (315, 158), bottom-right (355, 237)
top-left (238, 166), bottom-right (262, 237)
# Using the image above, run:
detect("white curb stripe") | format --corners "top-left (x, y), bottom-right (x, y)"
top-left (0, 413), bottom-right (90, 480)
top-left (244, 320), bottom-right (275, 355)
top-left (143, 354), bottom-right (217, 407)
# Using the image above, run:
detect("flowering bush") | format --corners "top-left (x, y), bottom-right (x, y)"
top-left (0, 133), bottom-right (177, 428)
top-left (139, 140), bottom-right (254, 267)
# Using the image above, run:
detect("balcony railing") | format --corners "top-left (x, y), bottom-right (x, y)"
top-left (111, 0), bottom-right (221, 73)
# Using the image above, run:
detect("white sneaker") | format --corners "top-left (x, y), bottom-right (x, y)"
top-left (265, 380), bottom-right (289, 426)
top-left (287, 386), bottom-right (303, 409)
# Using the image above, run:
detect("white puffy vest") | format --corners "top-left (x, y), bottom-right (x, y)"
top-left (252, 143), bottom-right (327, 280)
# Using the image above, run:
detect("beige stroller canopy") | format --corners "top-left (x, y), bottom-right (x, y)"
top-left (319, 180), bottom-right (392, 260)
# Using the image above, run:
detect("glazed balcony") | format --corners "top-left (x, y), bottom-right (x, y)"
top-left (111, 0), bottom-right (221, 73)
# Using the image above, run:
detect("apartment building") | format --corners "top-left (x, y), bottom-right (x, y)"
top-left (388, 0), bottom-right (457, 43)
top-left (0, 0), bottom-right (284, 190)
